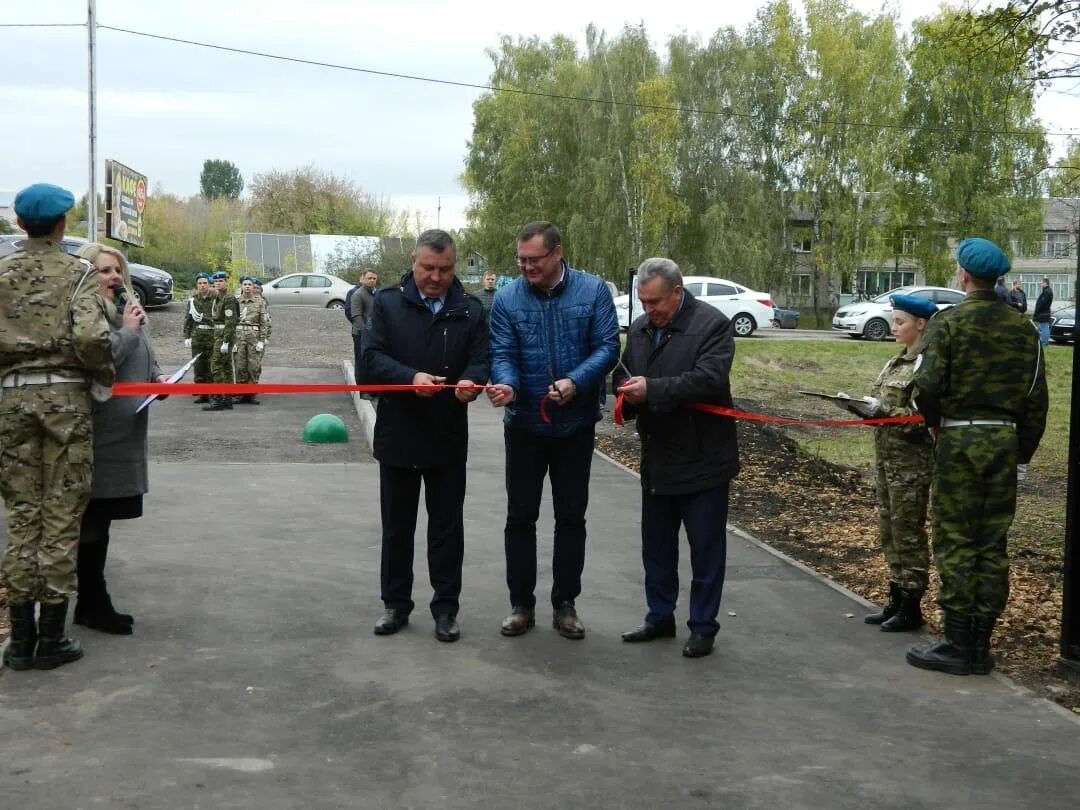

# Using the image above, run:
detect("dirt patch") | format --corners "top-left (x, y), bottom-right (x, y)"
top-left (596, 401), bottom-right (1080, 712)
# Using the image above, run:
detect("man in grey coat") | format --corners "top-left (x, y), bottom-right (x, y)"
top-left (349, 269), bottom-right (378, 382)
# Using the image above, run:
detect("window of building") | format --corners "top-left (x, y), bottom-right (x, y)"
top-left (901, 230), bottom-right (917, 255)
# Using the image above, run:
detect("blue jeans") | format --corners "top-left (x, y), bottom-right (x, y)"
top-left (641, 483), bottom-right (730, 636)
top-left (1037, 321), bottom-right (1050, 347)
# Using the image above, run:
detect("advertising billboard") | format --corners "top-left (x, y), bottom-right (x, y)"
top-left (105, 160), bottom-right (147, 247)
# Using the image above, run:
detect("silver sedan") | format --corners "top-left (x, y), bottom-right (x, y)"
top-left (260, 273), bottom-right (354, 308)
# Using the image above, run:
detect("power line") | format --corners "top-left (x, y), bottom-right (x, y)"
top-left (0, 22), bottom-right (85, 28)
top-left (97, 23), bottom-right (1080, 139)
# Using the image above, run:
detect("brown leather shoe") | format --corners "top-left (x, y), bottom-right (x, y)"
top-left (553, 603), bottom-right (585, 640)
top-left (500, 607), bottom-right (535, 637)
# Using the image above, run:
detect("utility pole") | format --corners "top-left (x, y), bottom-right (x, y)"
top-left (1061, 195), bottom-right (1080, 679)
top-left (87, 0), bottom-right (98, 241)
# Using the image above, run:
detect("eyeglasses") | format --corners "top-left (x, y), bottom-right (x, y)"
top-left (516, 246), bottom-right (558, 267)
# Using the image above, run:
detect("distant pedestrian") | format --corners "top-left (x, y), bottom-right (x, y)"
top-left (348, 269), bottom-right (378, 383)
top-left (1009, 280), bottom-right (1027, 314)
top-left (993, 276), bottom-right (1010, 305)
top-left (233, 278), bottom-right (270, 404)
top-left (475, 270), bottom-right (498, 325)
top-left (486, 221), bottom-right (620, 640)
top-left (907, 237), bottom-right (1048, 677)
top-left (859, 294), bottom-right (936, 633)
top-left (613, 258), bottom-right (740, 658)
top-left (183, 273), bottom-right (216, 403)
top-left (0, 183), bottom-right (114, 671)
top-left (363, 230), bottom-right (489, 643)
top-left (1032, 277), bottom-right (1053, 347)
top-left (203, 271), bottom-right (238, 411)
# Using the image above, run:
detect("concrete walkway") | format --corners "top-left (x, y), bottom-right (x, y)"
top-left (1, 366), bottom-right (1077, 809)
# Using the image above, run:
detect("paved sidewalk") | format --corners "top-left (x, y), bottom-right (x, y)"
top-left (1, 368), bottom-right (1077, 809)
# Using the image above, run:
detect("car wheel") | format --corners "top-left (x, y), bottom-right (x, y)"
top-left (326, 300), bottom-right (345, 310)
top-left (130, 285), bottom-right (147, 306)
top-left (731, 313), bottom-right (756, 337)
top-left (863, 317), bottom-right (889, 341)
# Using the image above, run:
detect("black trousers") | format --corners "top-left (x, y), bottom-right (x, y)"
top-left (379, 461), bottom-right (466, 618)
top-left (352, 333), bottom-right (364, 384)
top-left (503, 425), bottom-right (595, 610)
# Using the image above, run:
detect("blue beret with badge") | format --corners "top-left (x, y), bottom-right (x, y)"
top-left (14, 183), bottom-right (76, 223)
top-left (211, 271), bottom-right (228, 281)
top-left (252, 279), bottom-right (262, 287)
top-left (195, 272), bottom-right (211, 281)
top-left (890, 294), bottom-right (938, 320)
top-left (956, 237), bottom-right (1010, 280)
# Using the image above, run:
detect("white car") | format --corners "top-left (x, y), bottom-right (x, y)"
top-left (615, 276), bottom-right (775, 337)
top-left (831, 285), bottom-right (964, 340)
top-left (260, 273), bottom-right (354, 308)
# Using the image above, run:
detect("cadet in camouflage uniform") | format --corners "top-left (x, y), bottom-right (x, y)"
top-left (183, 272), bottom-right (216, 404)
top-left (252, 278), bottom-right (271, 383)
top-left (860, 294), bottom-right (936, 632)
top-left (232, 278), bottom-right (270, 404)
top-left (203, 270), bottom-right (238, 411)
top-left (0, 183), bottom-right (115, 671)
top-left (907, 237), bottom-right (1048, 676)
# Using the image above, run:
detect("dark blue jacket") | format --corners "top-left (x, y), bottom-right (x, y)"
top-left (489, 264), bottom-right (620, 437)
top-left (363, 272), bottom-right (489, 469)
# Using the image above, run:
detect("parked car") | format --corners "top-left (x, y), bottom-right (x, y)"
top-left (1050, 306), bottom-right (1076, 344)
top-left (260, 272), bottom-right (354, 308)
top-left (0, 233), bottom-right (174, 307)
top-left (831, 285), bottom-right (964, 340)
top-left (772, 307), bottom-right (800, 329)
top-left (614, 276), bottom-right (775, 337)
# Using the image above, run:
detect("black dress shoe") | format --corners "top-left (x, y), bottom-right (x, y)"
top-left (435, 614), bottom-right (460, 643)
top-left (622, 618), bottom-right (677, 643)
top-left (374, 609), bottom-right (409, 636)
top-left (552, 603), bottom-right (585, 640)
top-left (682, 633), bottom-right (715, 658)
top-left (501, 607), bottom-right (535, 636)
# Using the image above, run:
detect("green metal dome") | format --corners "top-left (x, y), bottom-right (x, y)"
top-left (302, 413), bottom-right (349, 444)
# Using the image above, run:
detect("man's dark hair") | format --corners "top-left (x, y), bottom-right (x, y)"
top-left (23, 216), bottom-right (64, 239)
top-left (518, 221), bottom-right (562, 250)
top-left (415, 229), bottom-right (455, 255)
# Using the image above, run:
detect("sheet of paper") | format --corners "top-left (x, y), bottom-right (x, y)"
top-left (135, 354), bottom-right (200, 414)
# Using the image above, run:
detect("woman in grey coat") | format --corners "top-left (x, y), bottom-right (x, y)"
top-left (75, 243), bottom-right (166, 634)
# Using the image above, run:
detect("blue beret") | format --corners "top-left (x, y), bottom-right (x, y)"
top-left (956, 237), bottom-right (1009, 280)
top-left (195, 272), bottom-right (211, 281)
top-left (211, 271), bottom-right (228, 281)
top-left (14, 183), bottom-right (75, 222)
top-left (891, 294), bottom-right (937, 320)
top-left (240, 276), bottom-right (255, 283)
top-left (252, 279), bottom-right (262, 287)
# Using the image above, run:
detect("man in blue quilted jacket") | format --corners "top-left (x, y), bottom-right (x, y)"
top-left (487, 221), bottom-right (620, 640)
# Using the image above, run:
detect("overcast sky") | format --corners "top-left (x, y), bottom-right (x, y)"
top-left (3, 0), bottom-right (1078, 231)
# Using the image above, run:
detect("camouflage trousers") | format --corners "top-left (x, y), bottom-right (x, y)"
top-left (0, 384), bottom-right (93, 604)
top-left (233, 326), bottom-right (263, 384)
top-left (210, 328), bottom-right (234, 386)
top-left (191, 328), bottom-right (216, 384)
top-left (874, 457), bottom-right (931, 590)
top-left (931, 426), bottom-right (1018, 619)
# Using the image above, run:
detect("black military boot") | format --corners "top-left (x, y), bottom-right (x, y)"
top-left (905, 611), bottom-right (973, 675)
top-left (193, 395), bottom-right (210, 404)
top-left (880, 588), bottom-right (925, 632)
top-left (864, 581), bottom-right (901, 625)
top-left (202, 396), bottom-right (231, 411)
top-left (221, 395), bottom-right (234, 410)
top-left (34, 599), bottom-right (83, 670)
top-left (971, 616), bottom-right (996, 675)
top-left (2, 602), bottom-right (38, 671)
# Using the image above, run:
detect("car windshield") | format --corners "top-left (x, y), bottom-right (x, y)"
top-left (872, 287), bottom-right (916, 304)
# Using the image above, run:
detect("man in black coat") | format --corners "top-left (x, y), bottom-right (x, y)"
top-left (362, 229), bottom-right (490, 642)
top-left (612, 258), bottom-right (740, 658)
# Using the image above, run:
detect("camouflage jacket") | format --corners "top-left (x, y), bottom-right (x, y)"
top-left (210, 290), bottom-right (239, 345)
top-left (870, 347), bottom-right (933, 464)
top-left (913, 289), bottom-right (1048, 463)
top-left (236, 294), bottom-right (271, 341)
top-left (183, 291), bottom-right (217, 339)
top-left (0, 237), bottom-right (114, 386)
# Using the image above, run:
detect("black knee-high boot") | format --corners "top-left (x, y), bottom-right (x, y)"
top-left (35, 599), bottom-right (83, 670)
top-left (3, 602), bottom-right (38, 670)
top-left (75, 514), bottom-right (133, 635)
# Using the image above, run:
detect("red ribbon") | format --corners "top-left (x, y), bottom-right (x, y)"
top-left (113, 382), bottom-right (489, 396)
top-left (613, 391), bottom-right (923, 428)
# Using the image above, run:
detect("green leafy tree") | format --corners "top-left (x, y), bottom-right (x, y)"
top-left (200, 159), bottom-right (244, 201)
top-left (1049, 138), bottom-right (1080, 197)
top-left (898, 8), bottom-right (1048, 282)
